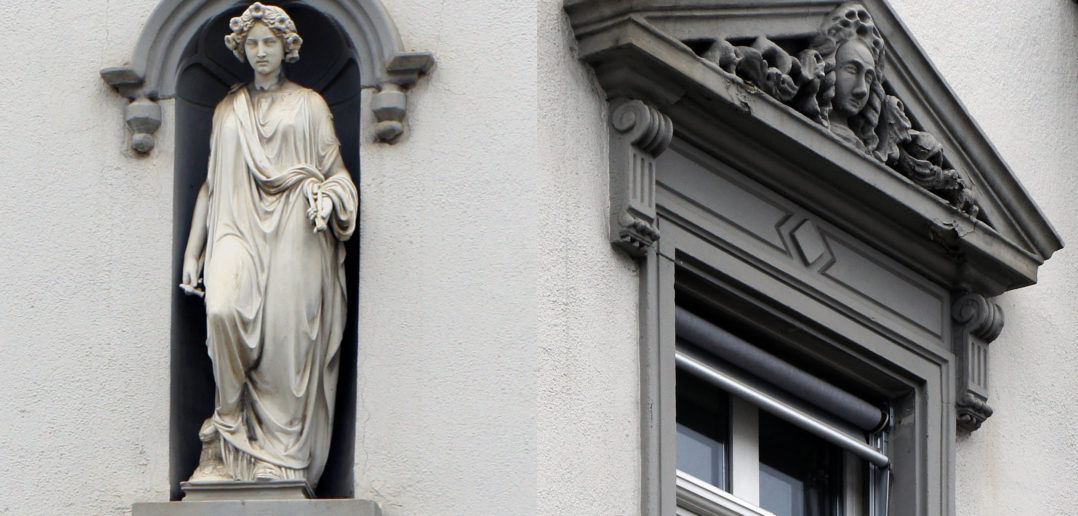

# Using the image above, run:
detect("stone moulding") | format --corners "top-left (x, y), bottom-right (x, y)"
top-left (565, 0), bottom-right (1061, 295)
top-left (609, 99), bottom-right (674, 255)
top-left (566, 0), bottom-right (1062, 446)
top-left (101, 0), bottom-right (433, 152)
top-left (951, 291), bottom-right (1004, 432)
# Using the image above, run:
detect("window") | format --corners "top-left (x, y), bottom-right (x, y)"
top-left (676, 372), bottom-right (730, 491)
top-left (633, 139), bottom-right (955, 515)
top-left (673, 304), bottom-right (890, 516)
top-left (566, 2), bottom-right (1060, 515)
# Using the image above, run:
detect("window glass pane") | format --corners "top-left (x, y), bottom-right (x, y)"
top-left (676, 371), bottom-right (730, 490)
top-left (759, 411), bottom-right (842, 516)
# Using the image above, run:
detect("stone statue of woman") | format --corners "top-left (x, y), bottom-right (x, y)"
top-left (179, 2), bottom-right (357, 490)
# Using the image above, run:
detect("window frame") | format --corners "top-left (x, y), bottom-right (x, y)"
top-left (563, 6), bottom-right (1062, 510)
top-left (641, 139), bottom-right (955, 516)
top-left (675, 341), bottom-right (882, 516)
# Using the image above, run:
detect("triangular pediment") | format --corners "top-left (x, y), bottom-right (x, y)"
top-left (566, 0), bottom-right (1061, 294)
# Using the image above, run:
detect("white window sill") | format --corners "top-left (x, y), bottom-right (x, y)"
top-left (676, 471), bottom-right (775, 516)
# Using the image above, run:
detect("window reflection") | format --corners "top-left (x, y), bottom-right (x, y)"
top-left (676, 372), bottom-right (730, 490)
top-left (758, 411), bottom-right (841, 516)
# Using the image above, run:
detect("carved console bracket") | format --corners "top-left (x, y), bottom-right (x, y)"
top-left (609, 99), bottom-right (674, 257)
top-left (951, 291), bottom-right (1005, 432)
top-left (100, 0), bottom-right (434, 153)
top-left (100, 69), bottom-right (164, 154)
top-left (372, 52), bottom-right (435, 142)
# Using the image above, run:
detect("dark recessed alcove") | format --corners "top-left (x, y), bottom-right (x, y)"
top-left (169, 2), bottom-right (360, 500)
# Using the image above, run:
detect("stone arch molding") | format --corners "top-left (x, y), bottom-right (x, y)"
top-left (102, 0), bottom-right (434, 152)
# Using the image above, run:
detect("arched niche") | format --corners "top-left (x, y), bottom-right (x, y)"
top-left (100, 0), bottom-right (430, 500)
top-left (102, 0), bottom-right (433, 148)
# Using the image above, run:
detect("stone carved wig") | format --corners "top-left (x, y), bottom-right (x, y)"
top-left (811, 3), bottom-right (887, 152)
top-left (702, 2), bottom-right (979, 216)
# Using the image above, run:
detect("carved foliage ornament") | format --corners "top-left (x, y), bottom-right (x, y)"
top-left (702, 2), bottom-right (979, 217)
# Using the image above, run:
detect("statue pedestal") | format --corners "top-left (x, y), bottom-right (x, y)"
top-left (180, 480), bottom-right (313, 501)
top-left (133, 481), bottom-right (380, 516)
top-left (132, 499), bottom-right (381, 516)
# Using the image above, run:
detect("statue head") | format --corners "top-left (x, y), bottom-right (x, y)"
top-left (812, 2), bottom-right (886, 150)
top-left (224, 3), bottom-right (303, 66)
top-left (833, 39), bottom-right (875, 117)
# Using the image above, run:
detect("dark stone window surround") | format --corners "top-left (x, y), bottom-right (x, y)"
top-left (564, 1), bottom-right (1062, 514)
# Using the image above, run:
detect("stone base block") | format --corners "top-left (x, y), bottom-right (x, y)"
top-left (132, 499), bottom-right (381, 516)
top-left (181, 480), bottom-right (313, 501)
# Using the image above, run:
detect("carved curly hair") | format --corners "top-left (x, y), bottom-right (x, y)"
top-left (224, 2), bottom-right (303, 64)
top-left (811, 2), bottom-right (886, 151)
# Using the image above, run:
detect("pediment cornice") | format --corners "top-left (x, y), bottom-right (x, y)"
top-left (565, 0), bottom-right (1061, 297)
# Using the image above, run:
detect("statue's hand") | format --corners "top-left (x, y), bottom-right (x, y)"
top-left (308, 194), bottom-right (332, 232)
top-left (317, 195), bottom-right (333, 221)
top-left (180, 254), bottom-right (203, 296)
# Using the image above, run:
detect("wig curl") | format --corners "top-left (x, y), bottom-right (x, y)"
top-left (224, 2), bottom-right (303, 64)
top-left (811, 2), bottom-right (886, 151)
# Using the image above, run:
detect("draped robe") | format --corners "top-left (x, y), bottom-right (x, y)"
top-left (202, 83), bottom-right (356, 487)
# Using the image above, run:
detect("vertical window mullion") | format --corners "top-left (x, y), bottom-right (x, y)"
top-left (729, 397), bottom-right (760, 506)
top-left (869, 433), bottom-right (891, 516)
top-left (844, 452), bottom-right (866, 516)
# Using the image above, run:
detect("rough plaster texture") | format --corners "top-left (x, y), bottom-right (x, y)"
top-left (3, 0), bottom-right (1078, 515)
top-left (882, 1), bottom-right (1078, 514)
top-left (2, 0), bottom-right (538, 514)
top-left (0, 1), bottom-right (175, 514)
top-left (537, 1), bottom-right (642, 515)
top-left (352, 0), bottom-right (538, 514)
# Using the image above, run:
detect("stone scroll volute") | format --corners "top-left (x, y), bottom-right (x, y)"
top-left (609, 99), bottom-right (674, 256)
top-left (952, 291), bottom-right (1005, 432)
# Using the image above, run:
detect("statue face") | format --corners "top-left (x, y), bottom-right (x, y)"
top-left (244, 22), bottom-right (284, 77)
top-left (833, 40), bottom-right (876, 116)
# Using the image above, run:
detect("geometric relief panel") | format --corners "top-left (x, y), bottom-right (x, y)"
top-left (820, 233), bottom-right (945, 337)
top-left (790, 219), bottom-right (830, 266)
top-left (657, 149), bottom-right (792, 253)
top-left (658, 146), bottom-right (946, 342)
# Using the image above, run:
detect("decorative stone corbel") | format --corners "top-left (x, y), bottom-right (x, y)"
top-left (126, 97), bottom-right (163, 154)
top-left (951, 291), bottom-right (1005, 431)
top-left (373, 52), bottom-right (435, 142)
top-left (100, 68), bottom-right (161, 154)
top-left (99, 0), bottom-right (434, 152)
top-left (608, 99), bottom-right (674, 257)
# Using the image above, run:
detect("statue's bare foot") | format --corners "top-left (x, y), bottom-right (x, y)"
top-left (188, 418), bottom-right (232, 482)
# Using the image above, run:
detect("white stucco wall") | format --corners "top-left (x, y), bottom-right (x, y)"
top-left (537, 0), bottom-right (642, 514)
top-left (0, 0), bottom-right (540, 515)
top-left (0, 1), bottom-right (175, 514)
top-left (354, 0), bottom-right (538, 514)
top-left (1, 0), bottom-right (1077, 515)
top-left (884, 1), bottom-right (1078, 514)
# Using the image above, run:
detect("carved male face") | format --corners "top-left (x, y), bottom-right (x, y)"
top-left (833, 39), bottom-right (876, 117)
top-left (244, 22), bottom-right (284, 77)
